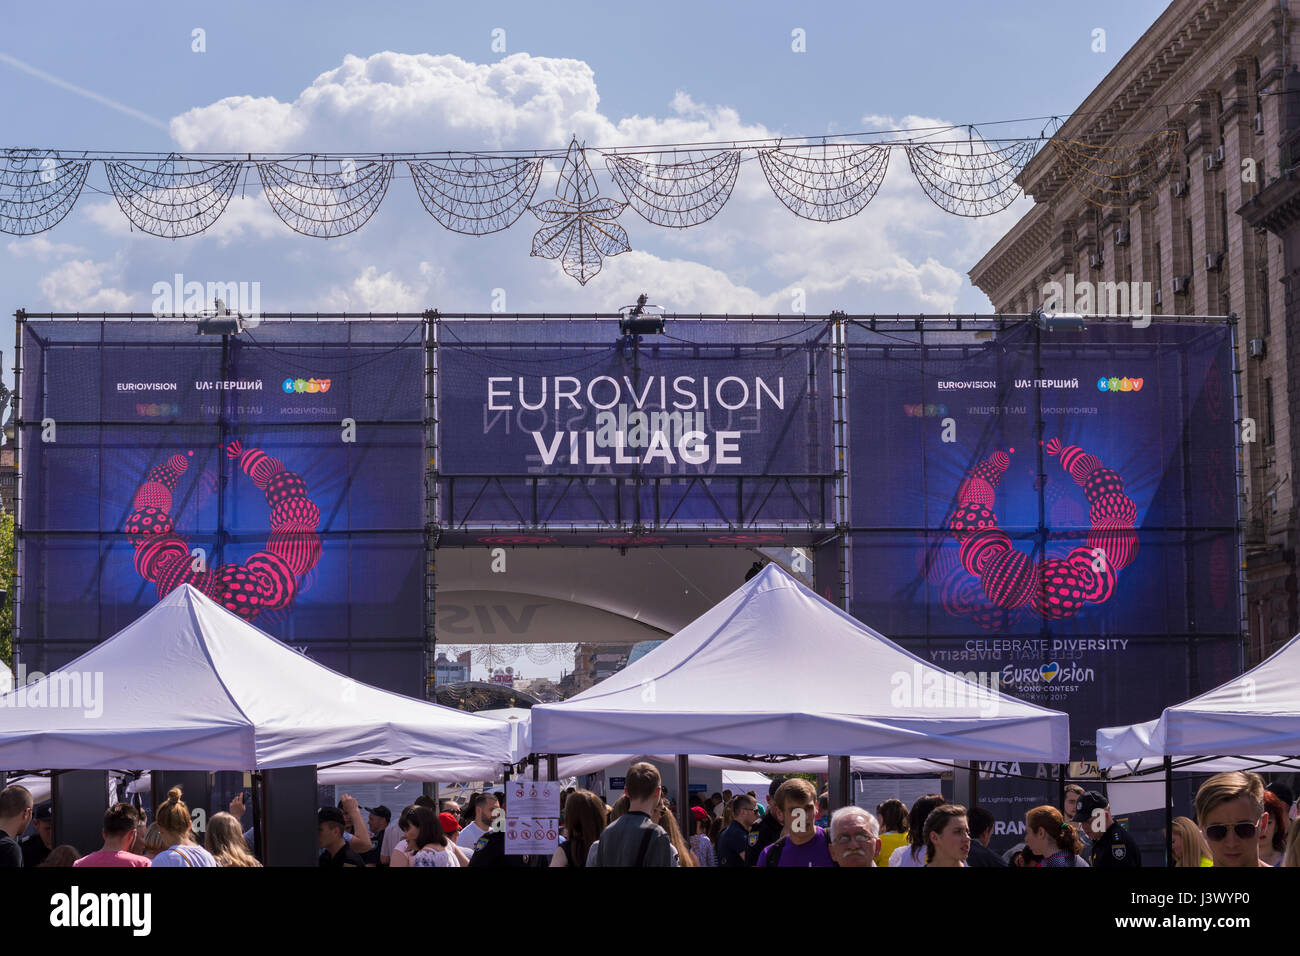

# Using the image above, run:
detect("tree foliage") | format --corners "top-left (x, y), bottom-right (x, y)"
top-left (0, 509), bottom-right (13, 668)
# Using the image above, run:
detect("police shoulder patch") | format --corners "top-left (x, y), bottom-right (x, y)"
top-left (747, 832), bottom-right (758, 846)
top-left (475, 835), bottom-right (489, 852)
top-left (1112, 844), bottom-right (1126, 860)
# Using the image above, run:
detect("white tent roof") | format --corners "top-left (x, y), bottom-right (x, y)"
top-left (1097, 632), bottom-right (1300, 768)
top-left (530, 564), bottom-right (1069, 761)
top-left (0, 585), bottom-right (515, 774)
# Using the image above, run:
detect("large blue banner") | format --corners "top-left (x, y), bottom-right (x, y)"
top-left (17, 321), bottom-right (427, 695)
top-left (846, 321), bottom-right (1240, 747)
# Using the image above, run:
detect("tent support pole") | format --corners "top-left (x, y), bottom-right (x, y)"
top-left (531, 755), bottom-right (539, 781)
top-left (546, 754), bottom-right (558, 782)
top-left (676, 755), bottom-right (690, 839)
top-left (1057, 764), bottom-right (1065, 811)
top-left (833, 756), bottom-right (850, 811)
top-left (1164, 756), bottom-right (1174, 869)
top-left (251, 771), bottom-right (263, 863)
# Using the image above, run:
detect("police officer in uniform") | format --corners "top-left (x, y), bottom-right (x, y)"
top-left (717, 793), bottom-right (759, 866)
top-left (1072, 791), bottom-right (1141, 867)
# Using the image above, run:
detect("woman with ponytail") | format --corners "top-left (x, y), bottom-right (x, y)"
top-left (151, 787), bottom-right (218, 868)
top-left (1024, 806), bottom-right (1083, 867)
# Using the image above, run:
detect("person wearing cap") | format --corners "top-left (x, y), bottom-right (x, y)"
top-left (21, 804), bottom-right (54, 868)
top-left (358, 805), bottom-right (390, 867)
top-left (319, 807), bottom-right (366, 867)
top-left (687, 806), bottom-right (716, 867)
top-left (438, 810), bottom-right (471, 865)
top-left (1073, 791), bottom-right (1141, 867)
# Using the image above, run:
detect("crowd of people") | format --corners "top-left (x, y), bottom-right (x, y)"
top-left (2, 766), bottom-right (1297, 868)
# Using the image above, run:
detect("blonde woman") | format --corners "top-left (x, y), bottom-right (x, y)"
top-left (151, 787), bottom-right (218, 867)
top-left (141, 823), bottom-right (168, 860)
top-left (1170, 816), bottom-right (1212, 867)
top-left (1283, 815), bottom-right (1300, 867)
top-left (205, 811), bottom-right (261, 867)
top-left (656, 802), bottom-right (696, 867)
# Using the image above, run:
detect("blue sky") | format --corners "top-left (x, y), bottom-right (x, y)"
top-left (0, 0), bottom-right (1172, 390)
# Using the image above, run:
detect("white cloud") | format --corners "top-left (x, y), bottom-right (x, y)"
top-left (319, 262), bottom-right (441, 313)
top-left (6, 235), bottom-right (86, 259)
top-left (37, 256), bottom-right (134, 311)
top-left (147, 51), bottom-right (1025, 315)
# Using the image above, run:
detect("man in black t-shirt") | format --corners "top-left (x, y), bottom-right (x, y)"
top-left (358, 806), bottom-right (389, 866)
top-left (318, 807), bottom-right (365, 867)
top-left (21, 805), bottom-right (53, 868)
top-left (0, 785), bottom-right (34, 868)
top-left (748, 779), bottom-right (785, 865)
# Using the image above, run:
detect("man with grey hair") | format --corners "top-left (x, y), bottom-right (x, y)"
top-left (828, 806), bottom-right (880, 867)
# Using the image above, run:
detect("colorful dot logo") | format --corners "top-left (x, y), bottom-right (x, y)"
top-left (1097, 377), bottom-right (1145, 394)
top-left (282, 377), bottom-right (332, 395)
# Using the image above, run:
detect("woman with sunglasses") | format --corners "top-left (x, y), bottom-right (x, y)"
top-left (1194, 771), bottom-right (1272, 867)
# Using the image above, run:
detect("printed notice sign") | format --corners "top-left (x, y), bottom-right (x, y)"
top-left (505, 780), bottom-right (560, 856)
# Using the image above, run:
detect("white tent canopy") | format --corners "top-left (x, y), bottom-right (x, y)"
top-left (530, 564), bottom-right (1069, 761)
top-left (1097, 631), bottom-right (1300, 770)
top-left (0, 585), bottom-right (515, 775)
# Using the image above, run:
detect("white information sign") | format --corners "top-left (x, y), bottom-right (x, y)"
top-left (505, 780), bottom-right (560, 855)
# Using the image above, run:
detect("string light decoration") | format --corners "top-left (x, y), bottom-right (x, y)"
top-left (905, 133), bottom-right (1037, 217)
top-left (104, 157), bottom-right (242, 237)
top-left (528, 137), bottom-right (629, 285)
top-left (605, 149), bottom-right (740, 227)
top-left (1048, 128), bottom-right (1181, 210)
top-left (257, 157), bottom-right (393, 237)
top-left (758, 144), bottom-right (890, 221)
top-left (470, 643), bottom-right (521, 668)
top-left (408, 155), bottom-right (544, 234)
top-left (0, 149), bottom-right (90, 235)
top-left (0, 123), bottom-right (1186, 282)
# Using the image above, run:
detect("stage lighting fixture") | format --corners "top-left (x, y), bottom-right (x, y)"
top-left (196, 299), bottom-right (245, 335)
top-left (1032, 309), bottom-right (1086, 332)
top-left (619, 293), bottom-right (665, 335)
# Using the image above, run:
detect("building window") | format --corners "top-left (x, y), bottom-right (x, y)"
top-left (1265, 378), bottom-right (1275, 447)
top-left (1260, 261), bottom-right (1271, 337)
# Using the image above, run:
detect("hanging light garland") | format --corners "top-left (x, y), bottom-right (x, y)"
top-left (0, 124), bottom-right (1182, 284)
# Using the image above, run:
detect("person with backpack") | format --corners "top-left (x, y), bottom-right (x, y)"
top-left (757, 778), bottom-right (836, 867)
top-left (588, 762), bottom-right (676, 867)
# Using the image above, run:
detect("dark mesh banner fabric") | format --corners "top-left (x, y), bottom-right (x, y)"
top-left (846, 321), bottom-right (1240, 748)
top-left (17, 321), bottom-right (426, 695)
top-left (14, 315), bottom-right (1242, 732)
top-left (436, 319), bottom-right (834, 527)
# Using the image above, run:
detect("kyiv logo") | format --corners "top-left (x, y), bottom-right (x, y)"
top-left (1096, 377), bottom-right (1144, 393)
top-left (282, 377), bottom-right (332, 395)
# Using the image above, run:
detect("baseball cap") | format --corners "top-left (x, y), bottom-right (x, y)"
top-left (367, 805), bottom-right (391, 821)
top-left (439, 812), bottom-right (462, 833)
top-left (34, 804), bottom-right (53, 822)
top-left (690, 806), bottom-right (708, 822)
top-left (1071, 790), bottom-right (1109, 823)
